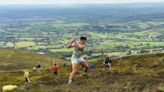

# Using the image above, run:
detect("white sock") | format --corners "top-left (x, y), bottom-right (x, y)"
top-left (83, 72), bottom-right (88, 75)
top-left (68, 80), bottom-right (72, 84)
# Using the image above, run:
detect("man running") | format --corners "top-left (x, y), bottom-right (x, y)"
top-left (104, 57), bottom-right (112, 68)
top-left (24, 69), bottom-right (31, 83)
top-left (51, 64), bottom-right (58, 76)
top-left (67, 36), bottom-right (89, 84)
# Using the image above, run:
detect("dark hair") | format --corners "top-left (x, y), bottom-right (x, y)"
top-left (80, 37), bottom-right (87, 40)
top-left (54, 64), bottom-right (56, 66)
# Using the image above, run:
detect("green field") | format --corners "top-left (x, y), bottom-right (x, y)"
top-left (1, 21), bottom-right (163, 61)
top-left (16, 42), bottom-right (36, 48)
top-left (50, 48), bottom-right (73, 53)
top-left (53, 22), bottom-right (88, 29)
top-left (0, 29), bottom-right (5, 32)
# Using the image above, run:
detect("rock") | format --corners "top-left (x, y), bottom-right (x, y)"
top-left (158, 83), bottom-right (164, 91)
top-left (2, 85), bottom-right (18, 92)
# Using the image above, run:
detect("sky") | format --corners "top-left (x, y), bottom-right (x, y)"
top-left (0, 0), bottom-right (164, 4)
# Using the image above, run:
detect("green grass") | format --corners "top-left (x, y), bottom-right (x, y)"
top-left (31, 45), bottom-right (48, 50)
top-left (50, 48), bottom-right (73, 53)
top-left (18, 38), bottom-right (34, 41)
top-left (0, 49), bottom-right (64, 71)
top-left (53, 22), bottom-right (88, 29)
top-left (15, 42), bottom-right (36, 48)
top-left (1, 49), bottom-right (164, 92)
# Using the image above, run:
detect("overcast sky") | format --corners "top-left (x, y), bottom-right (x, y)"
top-left (0, 0), bottom-right (164, 4)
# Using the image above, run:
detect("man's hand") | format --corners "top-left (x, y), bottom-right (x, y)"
top-left (71, 35), bottom-right (76, 42)
top-left (68, 35), bottom-right (76, 48)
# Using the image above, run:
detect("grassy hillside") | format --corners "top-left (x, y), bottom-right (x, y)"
top-left (29, 53), bottom-right (164, 92)
top-left (0, 49), bottom-right (164, 92)
top-left (0, 49), bottom-right (64, 71)
top-left (0, 49), bottom-right (66, 91)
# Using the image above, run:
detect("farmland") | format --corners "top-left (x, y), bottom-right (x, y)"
top-left (0, 4), bottom-right (164, 61)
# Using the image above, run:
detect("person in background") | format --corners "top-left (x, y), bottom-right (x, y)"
top-left (63, 63), bottom-right (66, 67)
top-left (104, 57), bottom-right (112, 68)
top-left (89, 63), bottom-right (94, 70)
top-left (24, 69), bottom-right (31, 83)
top-left (51, 64), bottom-right (58, 76)
top-left (33, 66), bottom-right (36, 71)
top-left (36, 64), bottom-right (42, 71)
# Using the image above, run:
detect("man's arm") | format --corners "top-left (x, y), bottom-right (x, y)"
top-left (67, 40), bottom-right (74, 48)
top-left (74, 41), bottom-right (84, 50)
top-left (67, 35), bottom-right (76, 48)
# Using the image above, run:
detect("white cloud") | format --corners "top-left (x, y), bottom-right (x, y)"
top-left (0, 0), bottom-right (163, 4)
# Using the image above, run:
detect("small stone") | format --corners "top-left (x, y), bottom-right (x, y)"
top-left (158, 83), bottom-right (164, 91)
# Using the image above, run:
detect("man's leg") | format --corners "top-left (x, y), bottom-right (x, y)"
top-left (68, 63), bottom-right (78, 84)
top-left (80, 61), bottom-right (89, 75)
top-left (54, 72), bottom-right (57, 76)
top-left (27, 77), bottom-right (31, 83)
top-left (25, 77), bottom-right (28, 83)
top-left (56, 71), bottom-right (58, 76)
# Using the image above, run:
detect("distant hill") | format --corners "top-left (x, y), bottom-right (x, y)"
top-left (0, 49), bottom-right (64, 71)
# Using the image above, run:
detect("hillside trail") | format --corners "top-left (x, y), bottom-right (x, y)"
top-left (26, 65), bottom-right (104, 85)
top-left (14, 60), bottom-right (164, 92)
top-left (28, 60), bottom-right (164, 86)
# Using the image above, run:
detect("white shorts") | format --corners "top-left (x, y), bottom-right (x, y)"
top-left (71, 58), bottom-right (85, 64)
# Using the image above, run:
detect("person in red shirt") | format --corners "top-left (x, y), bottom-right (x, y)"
top-left (51, 64), bottom-right (58, 76)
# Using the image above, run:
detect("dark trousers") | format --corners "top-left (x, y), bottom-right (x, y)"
top-left (54, 71), bottom-right (57, 76)
top-left (25, 77), bottom-right (30, 83)
top-left (25, 77), bottom-right (28, 82)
